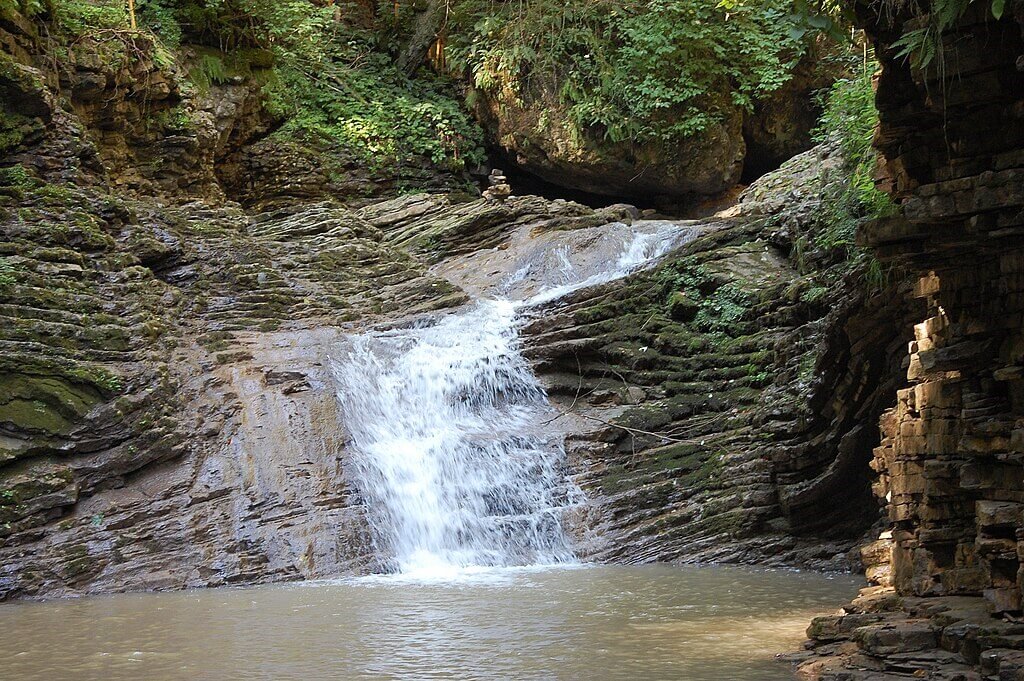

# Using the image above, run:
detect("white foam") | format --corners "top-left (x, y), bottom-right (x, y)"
top-left (332, 220), bottom-right (691, 577)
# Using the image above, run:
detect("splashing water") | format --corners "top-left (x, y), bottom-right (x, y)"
top-left (524, 221), bottom-right (687, 306)
top-left (333, 300), bottom-right (579, 576)
top-left (332, 221), bottom-right (694, 577)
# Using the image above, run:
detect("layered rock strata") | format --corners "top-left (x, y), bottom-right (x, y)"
top-left (0, 0), bottom-right (935, 603)
top-left (796, 3), bottom-right (1024, 678)
top-left (521, 144), bottom-right (915, 568)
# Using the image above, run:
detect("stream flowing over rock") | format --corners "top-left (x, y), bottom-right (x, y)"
top-left (5, 4), bottom-right (1024, 679)
top-left (330, 221), bottom-right (695, 576)
top-left (3, 5), bottom-right (900, 601)
top-left (465, 49), bottom-right (839, 204)
top-left (0, 0), bottom-right (910, 609)
top-left (0, 130), bottom-right (907, 597)
top-left (332, 299), bottom-right (581, 574)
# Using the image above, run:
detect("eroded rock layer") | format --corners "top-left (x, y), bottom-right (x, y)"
top-left (0, 9), bottom-right (918, 595)
top-left (0, 183), bottom-right (476, 597)
top-left (797, 3), bottom-right (1024, 679)
top-left (523, 145), bottom-right (914, 569)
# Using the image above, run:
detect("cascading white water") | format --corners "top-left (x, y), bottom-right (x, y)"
top-left (522, 220), bottom-right (686, 306)
top-left (332, 221), bottom-right (693, 576)
top-left (332, 300), bottom-right (579, 575)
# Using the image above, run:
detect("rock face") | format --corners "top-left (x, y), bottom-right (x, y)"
top-left (221, 135), bottom-right (478, 211)
top-left (0, 19), bottom-right (271, 202)
top-left (0, 183), bottom-right (478, 596)
top-left (1, 91), bottom-right (908, 598)
top-left (0, 0), bottom-right (916, 593)
top-left (0, 5), bottom-right (490, 597)
top-left (10, 0), bottom-right (1013, 627)
top-left (3, 109), bottom-right (651, 597)
top-left (473, 74), bottom-right (746, 202)
top-left (519, 144), bottom-right (914, 568)
top-left (471, 52), bottom-right (837, 203)
top-left (796, 2), bottom-right (1024, 679)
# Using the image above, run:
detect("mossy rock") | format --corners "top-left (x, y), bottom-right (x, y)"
top-left (0, 457), bottom-right (76, 525)
top-left (0, 373), bottom-right (102, 436)
top-left (667, 292), bottom-right (700, 322)
top-left (0, 53), bottom-right (50, 156)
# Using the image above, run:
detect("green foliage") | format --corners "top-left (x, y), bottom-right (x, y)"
top-left (0, 163), bottom-right (37, 203)
top-left (0, 256), bottom-right (18, 290)
top-left (52, 0), bottom-right (128, 35)
top-left (800, 284), bottom-right (828, 304)
top-left (137, 0), bottom-right (184, 48)
top-left (811, 70), bottom-right (895, 263)
top-left (447, 0), bottom-right (821, 146)
top-left (75, 366), bottom-right (122, 393)
top-left (655, 263), bottom-right (753, 337)
top-left (218, 1), bottom-right (486, 171)
top-left (0, 0), bottom-right (45, 21)
top-left (170, 0), bottom-right (340, 53)
top-left (35, 0), bottom-right (484, 173)
top-left (0, 164), bottom-right (34, 189)
top-left (187, 51), bottom-right (231, 92)
top-left (889, 0), bottom-right (1014, 69)
top-left (693, 283), bottom-right (755, 335)
top-left (0, 0), bottom-right (43, 22)
top-left (149, 104), bottom-right (193, 132)
top-left (142, 0), bottom-right (484, 170)
top-left (266, 53), bottom-right (485, 169)
top-left (0, 110), bottom-right (32, 156)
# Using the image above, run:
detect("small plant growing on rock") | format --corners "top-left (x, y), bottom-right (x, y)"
top-left (0, 257), bottom-right (18, 291)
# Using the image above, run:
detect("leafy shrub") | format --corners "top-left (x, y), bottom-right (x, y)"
top-left (889, 0), bottom-right (1013, 69)
top-left (0, 0), bottom-right (44, 21)
top-left (137, 0), bottom-right (184, 49)
top-left (52, 0), bottom-right (128, 35)
top-left (693, 283), bottom-right (755, 336)
top-left (0, 257), bottom-right (17, 290)
top-left (266, 51), bottom-right (485, 170)
top-left (446, 0), bottom-right (817, 147)
top-left (811, 70), bottom-right (896, 259)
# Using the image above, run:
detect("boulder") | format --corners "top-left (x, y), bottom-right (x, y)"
top-left (470, 50), bottom-right (839, 203)
top-left (471, 73), bottom-right (745, 203)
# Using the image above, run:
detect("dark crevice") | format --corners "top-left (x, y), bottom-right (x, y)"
top-left (481, 146), bottom-right (663, 211)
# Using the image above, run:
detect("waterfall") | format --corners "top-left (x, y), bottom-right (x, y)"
top-left (332, 300), bottom-right (578, 574)
top-left (332, 220), bottom-right (694, 576)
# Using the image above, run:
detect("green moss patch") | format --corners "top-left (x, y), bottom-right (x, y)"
top-left (0, 373), bottom-right (103, 436)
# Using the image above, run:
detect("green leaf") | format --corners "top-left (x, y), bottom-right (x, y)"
top-left (805, 14), bottom-right (830, 29)
top-left (992, 0), bottom-right (1006, 20)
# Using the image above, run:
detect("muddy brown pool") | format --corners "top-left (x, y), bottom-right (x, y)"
top-left (0, 564), bottom-right (860, 681)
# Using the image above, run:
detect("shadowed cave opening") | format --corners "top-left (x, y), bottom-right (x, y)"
top-left (484, 140), bottom-right (817, 217)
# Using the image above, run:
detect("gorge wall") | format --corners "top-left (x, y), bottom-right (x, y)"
top-left (796, 2), bottom-right (1024, 679)
top-left (0, 0), bottom-right (993, 625)
top-left (522, 144), bottom-right (914, 569)
top-left (0, 0), bottom-right (902, 597)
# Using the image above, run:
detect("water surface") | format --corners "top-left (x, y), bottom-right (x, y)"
top-left (0, 564), bottom-right (859, 681)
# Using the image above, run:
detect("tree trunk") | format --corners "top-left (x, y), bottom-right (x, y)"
top-left (396, 0), bottom-right (447, 76)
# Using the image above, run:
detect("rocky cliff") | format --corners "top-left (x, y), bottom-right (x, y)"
top-left (795, 2), bottom-right (1024, 679)
top-left (521, 143), bottom-right (914, 569)
top-left (0, 0), bottom-right (989, 627)
top-left (0, 2), bottom-right (895, 599)
top-left (0, 8), bottom-right (473, 596)
top-left (468, 50), bottom-right (838, 205)
top-left (441, 0), bottom-right (846, 205)
top-left (1, 102), bottom-right (909, 599)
